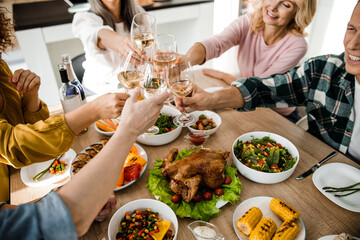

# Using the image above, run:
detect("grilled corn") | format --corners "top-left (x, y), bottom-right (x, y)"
top-left (272, 221), bottom-right (300, 240)
top-left (249, 218), bottom-right (277, 240)
top-left (270, 198), bottom-right (300, 222)
top-left (236, 207), bottom-right (263, 235)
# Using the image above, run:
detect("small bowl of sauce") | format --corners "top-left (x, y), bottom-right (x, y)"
top-left (184, 132), bottom-right (209, 148)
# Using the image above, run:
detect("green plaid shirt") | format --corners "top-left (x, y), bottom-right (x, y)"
top-left (232, 53), bottom-right (356, 154)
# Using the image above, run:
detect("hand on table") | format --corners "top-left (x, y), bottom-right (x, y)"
top-left (94, 192), bottom-right (117, 222)
top-left (202, 68), bottom-right (237, 84)
top-left (92, 92), bottom-right (131, 120)
top-left (119, 88), bottom-right (169, 136)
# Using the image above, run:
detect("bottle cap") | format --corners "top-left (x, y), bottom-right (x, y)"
top-left (61, 54), bottom-right (71, 64)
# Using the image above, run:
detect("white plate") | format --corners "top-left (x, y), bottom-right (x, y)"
top-left (70, 143), bottom-right (148, 192)
top-left (205, 87), bottom-right (224, 93)
top-left (233, 196), bottom-right (305, 240)
top-left (317, 235), bottom-right (337, 240)
top-left (20, 148), bottom-right (76, 187)
top-left (312, 162), bottom-right (360, 212)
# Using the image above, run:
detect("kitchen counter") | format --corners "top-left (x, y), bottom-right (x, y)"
top-left (13, 0), bottom-right (213, 30)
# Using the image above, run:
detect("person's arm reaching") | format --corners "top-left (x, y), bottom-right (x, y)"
top-left (58, 89), bottom-right (169, 236)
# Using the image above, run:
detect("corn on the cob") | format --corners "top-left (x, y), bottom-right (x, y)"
top-left (270, 198), bottom-right (300, 222)
top-left (272, 221), bottom-right (300, 240)
top-left (236, 207), bottom-right (263, 235)
top-left (249, 218), bottom-right (277, 240)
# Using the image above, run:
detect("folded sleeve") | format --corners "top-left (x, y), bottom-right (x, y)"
top-left (0, 115), bottom-right (76, 168)
top-left (201, 14), bottom-right (250, 61)
top-left (231, 62), bottom-right (311, 111)
top-left (72, 12), bottom-right (113, 55)
top-left (0, 192), bottom-right (77, 240)
top-left (23, 100), bottom-right (50, 124)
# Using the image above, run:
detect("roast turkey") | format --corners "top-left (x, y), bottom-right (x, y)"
top-left (161, 148), bottom-right (230, 202)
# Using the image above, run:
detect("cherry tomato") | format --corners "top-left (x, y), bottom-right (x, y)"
top-left (192, 193), bottom-right (202, 202)
top-left (259, 145), bottom-right (266, 151)
top-left (263, 152), bottom-right (269, 157)
top-left (258, 160), bottom-right (264, 167)
top-left (203, 192), bottom-right (213, 201)
top-left (214, 188), bottom-right (224, 196)
top-left (276, 143), bottom-right (283, 148)
top-left (171, 194), bottom-right (181, 203)
top-left (266, 142), bottom-right (274, 148)
top-left (245, 162), bottom-right (251, 167)
top-left (224, 177), bottom-right (232, 185)
top-left (270, 164), bottom-right (278, 169)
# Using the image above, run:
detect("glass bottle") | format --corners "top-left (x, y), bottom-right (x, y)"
top-left (61, 53), bottom-right (87, 104)
top-left (58, 63), bottom-right (83, 114)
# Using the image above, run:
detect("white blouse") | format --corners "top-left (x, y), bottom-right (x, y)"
top-left (72, 6), bottom-right (144, 94)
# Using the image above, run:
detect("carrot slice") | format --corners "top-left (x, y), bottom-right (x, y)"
top-left (104, 119), bottom-right (118, 129)
top-left (96, 121), bottom-right (116, 132)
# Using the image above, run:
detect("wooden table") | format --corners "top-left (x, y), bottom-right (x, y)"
top-left (10, 70), bottom-right (360, 239)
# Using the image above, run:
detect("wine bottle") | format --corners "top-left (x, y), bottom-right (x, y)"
top-left (61, 54), bottom-right (87, 104)
top-left (58, 63), bottom-right (83, 114)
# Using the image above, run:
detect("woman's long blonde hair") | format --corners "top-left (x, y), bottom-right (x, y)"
top-left (250, 0), bottom-right (317, 36)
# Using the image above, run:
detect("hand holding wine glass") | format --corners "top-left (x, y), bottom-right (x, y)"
top-left (167, 61), bottom-right (196, 127)
top-left (139, 62), bottom-right (167, 134)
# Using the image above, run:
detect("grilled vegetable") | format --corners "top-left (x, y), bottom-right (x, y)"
top-left (236, 207), bottom-right (263, 235)
top-left (272, 221), bottom-right (300, 240)
top-left (249, 218), bottom-right (277, 240)
top-left (270, 198), bottom-right (300, 222)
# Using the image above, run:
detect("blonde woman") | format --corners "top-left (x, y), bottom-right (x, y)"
top-left (72, 0), bottom-right (145, 94)
top-left (184, 0), bottom-right (317, 122)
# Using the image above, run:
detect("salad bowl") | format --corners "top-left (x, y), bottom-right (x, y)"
top-left (136, 105), bottom-right (182, 146)
top-left (232, 131), bottom-right (299, 184)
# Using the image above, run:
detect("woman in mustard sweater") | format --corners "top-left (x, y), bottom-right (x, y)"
top-left (0, 7), bottom-right (129, 202)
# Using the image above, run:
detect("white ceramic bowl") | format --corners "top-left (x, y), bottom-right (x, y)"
top-left (136, 105), bottom-right (182, 146)
top-left (108, 199), bottom-right (178, 240)
top-left (187, 110), bottom-right (222, 135)
top-left (232, 131), bottom-right (300, 184)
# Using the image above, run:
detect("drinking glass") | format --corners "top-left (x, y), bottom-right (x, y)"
top-left (139, 62), bottom-right (168, 134)
top-left (153, 33), bottom-right (177, 72)
top-left (117, 49), bottom-right (144, 93)
top-left (131, 12), bottom-right (157, 55)
top-left (167, 61), bottom-right (196, 127)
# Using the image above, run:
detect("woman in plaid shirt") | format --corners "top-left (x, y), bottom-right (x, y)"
top-left (176, 1), bottom-right (360, 160)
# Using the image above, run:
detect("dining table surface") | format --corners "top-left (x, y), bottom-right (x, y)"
top-left (10, 69), bottom-right (360, 240)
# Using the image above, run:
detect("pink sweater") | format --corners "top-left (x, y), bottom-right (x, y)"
top-left (201, 14), bottom-right (307, 116)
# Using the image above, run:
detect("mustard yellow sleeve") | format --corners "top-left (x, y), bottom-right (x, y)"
top-left (0, 115), bottom-right (76, 169)
top-left (23, 100), bottom-right (50, 124)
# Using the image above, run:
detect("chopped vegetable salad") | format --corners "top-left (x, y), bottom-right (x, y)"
top-left (233, 136), bottom-right (297, 173)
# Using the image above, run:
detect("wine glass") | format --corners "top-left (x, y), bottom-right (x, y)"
top-left (167, 61), bottom-right (196, 127)
top-left (139, 62), bottom-right (167, 134)
top-left (131, 12), bottom-right (157, 56)
top-left (117, 49), bottom-right (144, 93)
top-left (153, 33), bottom-right (177, 72)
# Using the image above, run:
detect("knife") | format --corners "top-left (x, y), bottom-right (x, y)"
top-left (296, 151), bottom-right (337, 180)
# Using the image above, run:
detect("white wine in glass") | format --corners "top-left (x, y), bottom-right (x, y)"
top-left (118, 70), bottom-right (141, 90)
top-left (131, 13), bottom-right (157, 52)
top-left (153, 34), bottom-right (177, 71)
top-left (133, 33), bottom-right (155, 50)
top-left (167, 62), bottom-right (196, 127)
top-left (118, 49), bottom-right (144, 92)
